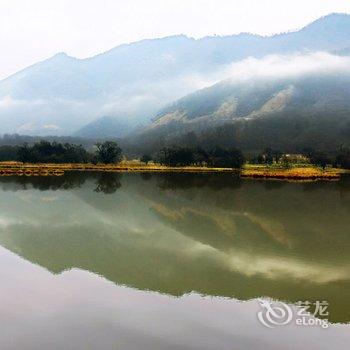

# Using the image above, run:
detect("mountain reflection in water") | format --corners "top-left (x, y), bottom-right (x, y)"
top-left (0, 172), bottom-right (349, 323)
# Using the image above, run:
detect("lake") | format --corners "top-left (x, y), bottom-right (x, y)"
top-left (0, 172), bottom-right (349, 349)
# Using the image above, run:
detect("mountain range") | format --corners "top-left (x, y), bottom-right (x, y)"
top-left (130, 71), bottom-right (350, 154)
top-left (1, 13), bottom-right (350, 137)
top-left (149, 71), bottom-right (350, 132)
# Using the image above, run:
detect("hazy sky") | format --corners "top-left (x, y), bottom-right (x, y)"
top-left (0, 0), bottom-right (350, 80)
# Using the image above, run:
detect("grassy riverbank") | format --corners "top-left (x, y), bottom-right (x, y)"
top-left (0, 161), bottom-right (346, 180)
top-left (241, 164), bottom-right (344, 180)
top-left (0, 161), bottom-right (236, 176)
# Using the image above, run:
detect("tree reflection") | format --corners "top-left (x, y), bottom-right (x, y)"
top-left (0, 171), bottom-right (123, 193)
top-left (94, 173), bottom-right (122, 194)
top-left (0, 171), bottom-right (88, 191)
top-left (155, 172), bottom-right (242, 191)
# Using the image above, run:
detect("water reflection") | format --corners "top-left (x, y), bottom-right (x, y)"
top-left (93, 173), bottom-right (122, 194)
top-left (2, 246), bottom-right (348, 350)
top-left (0, 172), bottom-right (122, 194)
top-left (0, 173), bottom-right (349, 323)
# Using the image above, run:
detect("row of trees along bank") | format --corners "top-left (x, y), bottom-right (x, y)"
top-left (0, 140), bottom-right (349, 169)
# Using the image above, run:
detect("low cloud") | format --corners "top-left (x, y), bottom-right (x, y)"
top-left (224, 52), bottom-right (350, 82)
top-left (42, 124), bottom-right (60, 130)
top-left (17, 122), bottom-right (60, 133)
top-left (0, 95), bottom-right (45, 109)
top-left (1, 51), bottom-right (350, 135)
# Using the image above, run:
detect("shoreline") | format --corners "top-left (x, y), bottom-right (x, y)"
top-left (0, 162), bottom-right (346, 181)
top-left (240, 166), bottom-right (343, 181)
top-left (0, 162), bottom-right (238, 177)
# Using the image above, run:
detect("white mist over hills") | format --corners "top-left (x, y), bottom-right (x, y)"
top-left (223, 52), bottom-right (350, 82)
top-left (1, 13), bottom-right (350, 136)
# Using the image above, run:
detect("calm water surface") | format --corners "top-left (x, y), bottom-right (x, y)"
top-left (0, 172), bottom-right (349, 349)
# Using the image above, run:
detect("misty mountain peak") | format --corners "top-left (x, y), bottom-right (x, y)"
top-left (302, 13), bottom-right (350, 33)
top-left (48, 52), bottom-right (76, 62)
top-left (1, 13), bottom-right (350, 136)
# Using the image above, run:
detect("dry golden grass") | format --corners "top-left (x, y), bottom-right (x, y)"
top-left (241, 165), bottom-right (342, 180)
top-left (0, 161), bottom-right (345, 180)
top-left (0, 161), bottom-right (235, 176)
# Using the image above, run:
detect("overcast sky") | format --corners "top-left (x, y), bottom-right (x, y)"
top-left (0, 0), bottom-right (350, 80)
